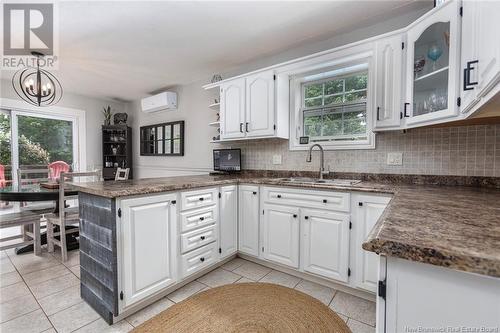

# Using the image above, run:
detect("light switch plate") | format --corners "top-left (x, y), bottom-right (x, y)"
top-left (387, 152), bottom-right (403, 166)
top-left (272, 154), bottom-right (282, 165)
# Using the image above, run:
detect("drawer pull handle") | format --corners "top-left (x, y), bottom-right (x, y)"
top-left (199, 197), bottom-right (204, 201)
top-left (253, 191), bottom-right (257, 195)
top-left (293, 214), bottom-right (297, 218)
top-left (304, 216), bottom-right (309, 220)
top-left (200, 236), bottom-right (206, 240)
top-left (277, 194), bottom-right (281, 198)
top-left (200, 257), bottom-right (205, 262)
top-left (199, 217), bottom-right (205, 221)
top-left (323, 199), bottom-right (327, 203)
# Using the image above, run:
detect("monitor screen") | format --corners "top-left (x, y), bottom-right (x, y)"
top-left (213, 149), bottom-right (241, 171)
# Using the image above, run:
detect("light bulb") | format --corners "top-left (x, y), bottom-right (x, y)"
top-left (24, 80), bottom-right (30, 87)
top-left (46, 83), bottom-right (52, 89)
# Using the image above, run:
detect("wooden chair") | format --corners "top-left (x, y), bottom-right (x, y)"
top-left (48, 161), bottom-right (70, 181)
top-left (0, 208), bottom-right (53, 255)
top-left (46, 171), bottom-right (100, 262)
top-left (115, 167), bottom-right (130, 180)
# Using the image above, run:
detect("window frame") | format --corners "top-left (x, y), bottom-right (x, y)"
top-left (287, 55), bottom-right (376, 151)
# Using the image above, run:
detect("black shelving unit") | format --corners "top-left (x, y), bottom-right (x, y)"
top-left (102, 125), bottom-right (132, 180)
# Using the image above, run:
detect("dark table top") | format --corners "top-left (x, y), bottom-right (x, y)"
top-left (0, 184), bottom-right (78, 202)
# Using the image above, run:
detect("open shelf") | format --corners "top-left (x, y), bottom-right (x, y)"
top-left (414, 66), bottom-right (448, 83)
top-left (210, 140), bottom-right (221, 143)
top-left (414, 66), bottom-right (448, 92)
top-left (208, 121), bottom-right (220, 127)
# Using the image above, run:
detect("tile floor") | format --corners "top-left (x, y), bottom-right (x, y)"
top-left (0, 249), bottom-right (376, 333)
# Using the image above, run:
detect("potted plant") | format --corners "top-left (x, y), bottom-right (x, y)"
top-left (102, 106), bottom-right (112, 126)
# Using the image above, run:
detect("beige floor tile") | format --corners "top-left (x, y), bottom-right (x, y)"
top-left (234, 277), bottom-right (255, 283)
top-left (167, 281), bottom-right (206, 303)
top-left (125, 297), bottom-right (174, 327)
top-left (0, 294), bottom-right (40, 323)
top-left (347, 318), bottom-right (376, 333)
top-left (48, 301), bottom-right (100, 333)
top-left (329, 291), bottom-right (376, 326)
top-left (22, 264), bottom-right (70, 287)
top-left (0, 309), bottom-right (52, 333)
top-left (337, 313), bottom-right (348, 322)
top-left (51, 249), bottom-right (80, 267)
top-left (196, 268), bottom-right (240, 288)
top-left (69, 265), bottom-right (81, 279)
top-left (0, 281), bottom-right (31, 304)
top-left (0, 271), bottom-right (23, 288)
top-left (0, 258), bottom-right (16, 274)
top-left (29, 272), bottom-right (79, 299)
top-left (74, 318), bottom-right (133, 333)
top-left (0, 251), bottom-right (7, 259)
top-left (42, 328), bottom-right (56, 333)
top-left (38, 285), bottom-right (82, 315)
top-left (233, 261), bottom-right (272, 281)
top-left (221, 258), bottom-right (247, 271)
top-left (294, 279), bottom-right (336, 305)
top-left (10, 253), bottom-right (60, 275)
top-left (259, 270), bottom-right (301, 288)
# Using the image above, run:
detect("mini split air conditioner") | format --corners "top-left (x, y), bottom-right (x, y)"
top-left (141, 91), bottom-right (177, 113)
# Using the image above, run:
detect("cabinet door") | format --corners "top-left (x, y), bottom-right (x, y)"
top-left (374, 34), bottom-right (404, 129)
top-left (245, 70), bottom-right (275, 137)
top-left (404, 1), bottom-right (461, 126)
top-left (220, 78), bottom-right (246, 139)
top-left (238, 185), bottom-right (259, 256)
top-left (301, 209), bottom-right (350, 282)
top-left (262, 203), bottom-right (300, 268)
top-left (120, 194), bottom-right (177, 309)
top-left (220, 185), bottom-right (238, 258)
top-left (353, 195), bottom-right (390, 292)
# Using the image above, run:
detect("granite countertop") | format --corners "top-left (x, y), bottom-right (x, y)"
top-left (72, 173), bottom-right (500, 278)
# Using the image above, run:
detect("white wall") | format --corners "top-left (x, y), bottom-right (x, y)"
top-left (0, 79), bottom-right (126, 169)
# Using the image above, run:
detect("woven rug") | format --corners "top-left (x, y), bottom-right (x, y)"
top-left (132, 282), bottom-right (351, 333)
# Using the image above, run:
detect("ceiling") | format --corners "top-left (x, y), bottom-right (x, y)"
top-left (1, 1), bottom-right (431, 102)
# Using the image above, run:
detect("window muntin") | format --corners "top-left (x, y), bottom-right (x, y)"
top-left (301, 71), bottom-right (368, 142)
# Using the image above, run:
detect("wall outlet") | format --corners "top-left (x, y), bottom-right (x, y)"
top-left (387, 152), bottom-right (403, 166)
top-left (272, 154), bottom-right (282, 165)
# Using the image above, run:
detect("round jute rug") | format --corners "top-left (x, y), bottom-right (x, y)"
top-left (132, 282), bottom-right (351, 333)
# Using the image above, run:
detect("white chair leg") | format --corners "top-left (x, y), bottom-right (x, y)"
top-left (33, 220), bottom-right (41, 256)
top-left (47, 221), bottom-right (54, 253)
top-left (60, 224), bottom-right (67, 262)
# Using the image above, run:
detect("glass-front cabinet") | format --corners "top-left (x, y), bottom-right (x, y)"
top-left (404, 0), bottom-right (461, 126)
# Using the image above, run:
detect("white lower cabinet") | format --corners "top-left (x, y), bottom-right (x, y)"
top-left (119, 193), bottom-right (177, 309)
top-left (219, 185), bottom-right (238, 258)
top-left (352, 194), bottom-right (391, 293)
top-left (180, 242), bottom-right (218, 278)
top-left (301, 209), bottom-right (350, 282)
top-left (238, 185), bottom-right (260, 256)
top-left (262, 203), bottom-right (300, 268)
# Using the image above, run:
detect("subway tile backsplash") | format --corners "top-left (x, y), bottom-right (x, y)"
top-left (222, 124), bottom-right (500, 177)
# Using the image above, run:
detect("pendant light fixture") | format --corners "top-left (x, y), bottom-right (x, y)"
top-left (12, 51), bottom-right (63, 107)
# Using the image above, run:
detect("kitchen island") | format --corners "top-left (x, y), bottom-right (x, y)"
top-left (72, 172), bottom-right (500, 327)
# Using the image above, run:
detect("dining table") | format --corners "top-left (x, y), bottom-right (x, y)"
top-left (0, 183), bottom-right (80, 254)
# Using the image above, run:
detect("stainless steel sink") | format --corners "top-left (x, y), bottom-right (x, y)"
top-left (279, 177), bottom-right (362, 186)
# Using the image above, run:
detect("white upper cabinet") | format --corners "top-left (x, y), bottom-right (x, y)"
top-left (403, 1), bottom-right (461, 126)
top-left (119, 194), bottom-right (177, 309)
top-left (301, 209), bottom-right (350, 282)
top-left (262, 203), bottom-right (300, 268)
top-left (238, 185), bottom-right (260, 256)
top-left (219, 185), bottom-right (238, 258)
top-left (460, 0), bottom-right (500, 114)
top-left (374, 33), bottom-right (405, 130)
top-left (220, 78), bottom-right (246, 140)
top-left (245, 70), bottom-right (275, 137)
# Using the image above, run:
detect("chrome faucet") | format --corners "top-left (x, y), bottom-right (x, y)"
top-left (306, 144), bottom-right (329, 180)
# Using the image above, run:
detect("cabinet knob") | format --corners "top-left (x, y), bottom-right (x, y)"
top-left (293, 214), bottom-right (297, 218)
top-left (323, 199), bottom-right (327, 203)
top-left (277, 194), bottom-right (281, 198)
top-left (199, 197), bottom-right (204, 201)
top-left (304, 216), bottom-right (309, 220)
top-left (200, 236), bottom-right (206, 240)
top-left (200, 257), bottom-right (205, 262)
top-left (252, 191), bottom-right (257, 195)
top-left (199, 216), bottom-right (205, 221)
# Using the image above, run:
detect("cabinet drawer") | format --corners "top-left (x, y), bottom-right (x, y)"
top-left (262, 187), bottom-right (350, 212)
top-left (180, 242), bottom-right (218, 279)
top-left (180, 205), bottom-right (218, 233)
top-left (181, 188), bottom-right (218, 211)
top-left (181, 224), bottom-right (217, 254)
